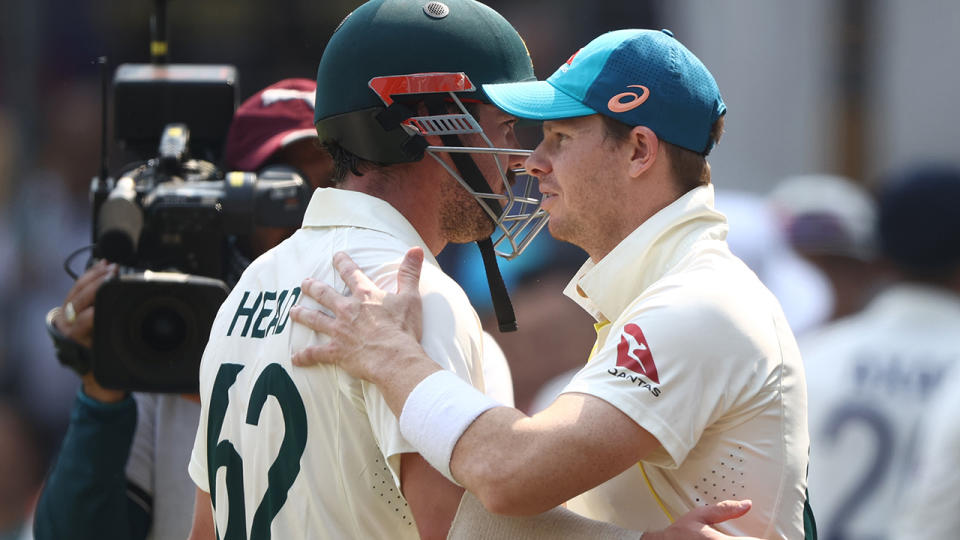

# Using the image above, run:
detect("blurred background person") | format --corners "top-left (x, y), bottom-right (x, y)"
top-left (892, 359), bottom-right (960, 540)
top-left (803, 163), bottom-right (960, 539)
top-left (2, 82), bottom-right (102, 453)
top-left (0, 107), bottom-right (21, 370)
top-left (713, 189), bottom-right (835, 338)
top-left (0, 399), bottom-right (45, 540)
top-left (768, 174), bottom-right (882, 328)
top-left (33, 78), bottom-right (333, 540)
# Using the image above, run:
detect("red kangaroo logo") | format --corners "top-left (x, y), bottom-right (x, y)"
top-left (616, 324), bottom-right (659, 383)
top-left (607, 85), bottom-right (650, 113)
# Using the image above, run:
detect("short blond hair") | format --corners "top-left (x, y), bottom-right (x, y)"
top-left (601, 114), bottom-right (725, 195)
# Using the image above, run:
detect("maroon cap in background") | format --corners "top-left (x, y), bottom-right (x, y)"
top-left (224, 78), bottom-right (318, 171)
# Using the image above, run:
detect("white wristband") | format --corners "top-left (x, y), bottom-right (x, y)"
top-left (399, 370), bottom-right (499, 484)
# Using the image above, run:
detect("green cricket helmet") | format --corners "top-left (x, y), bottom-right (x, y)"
top-left (315, 0), bottom-right (534, 163)
top-left (314, 0), bottom-right (548, 263)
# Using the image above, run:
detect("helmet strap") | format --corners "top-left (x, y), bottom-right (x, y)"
top-left (478, 237), bottom-right (518, 332)
top-left (423, 97), bottom-right (517, 332)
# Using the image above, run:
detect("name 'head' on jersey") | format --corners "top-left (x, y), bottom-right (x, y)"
top-left (314, 0), bottom-right (548, 259)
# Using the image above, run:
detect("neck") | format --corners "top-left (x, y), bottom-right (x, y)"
top-left (587, 174), bottom-right (681, 263)
top-left (339, 163), bottom-right (447, 256)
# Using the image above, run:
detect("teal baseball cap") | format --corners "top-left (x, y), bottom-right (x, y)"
top-left (484, 29), bottom-right (726, 155)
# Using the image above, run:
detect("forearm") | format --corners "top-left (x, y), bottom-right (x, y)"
top-left (34, 389), bottom-right (150, 540)
top-left (353, 330), bottom-right (547, 505)
top-left (362, 342), bottom-right (567, 511)
top-left (394, 373), bottom-right (598, 515)
top-left (447, 394), bottom-right (656, 516)
top-left (449, 407), bottom-right (581, 515)
top-left (390, 368), bottom-right (573, 515)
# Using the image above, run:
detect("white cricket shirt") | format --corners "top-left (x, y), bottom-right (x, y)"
top-left (804, 284), bottom-right (960, 539)
top-left (561, 186), bottom-right (810, 539)
top-left (189, 188), bottom-right (486, 539)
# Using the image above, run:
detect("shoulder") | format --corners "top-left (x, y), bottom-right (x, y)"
top-left (418, 262), bottom-right (484, 375)
top-left (419, 263), bottom-right (474, 313)
top-left (239, 226), bottom-right (417, 287)
top-left (618, 253), bottom-right (792, 365)
top-left (630, 257), bottom-right (756, 332)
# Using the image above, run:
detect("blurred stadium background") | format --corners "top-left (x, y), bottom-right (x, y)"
top-left (1, 0), bottom-right (959, 534)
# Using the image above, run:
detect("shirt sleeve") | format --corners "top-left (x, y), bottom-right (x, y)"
top-left (188, 357), bottom-right (213, 492)
top-left (188, 407), bottom-right (209, 493)
top-left (563, 297), bottom-right (761, 468)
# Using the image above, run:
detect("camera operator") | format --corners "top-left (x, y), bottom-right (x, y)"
top-left (33, 78), bottom-right (334, 540)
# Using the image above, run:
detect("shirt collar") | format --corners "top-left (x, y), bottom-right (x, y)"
top-left (563, 185), bottom-right (728, 322)
top-left (301, 187), bottom-right (440, 268)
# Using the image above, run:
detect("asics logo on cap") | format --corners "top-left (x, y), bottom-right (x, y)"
top-left (607, 85), bottom-right (649, 113)
top-left (261, 88), bottom-right (316, 109)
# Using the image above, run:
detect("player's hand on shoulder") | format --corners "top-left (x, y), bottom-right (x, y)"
top-left (643, 500), bottom-right (760, 540)
top-left (290, 247), bottom-right (425, 382)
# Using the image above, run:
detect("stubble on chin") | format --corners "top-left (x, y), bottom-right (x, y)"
top-left (546, 218), bottom-right (568, 243)
top-left (441, 200), bottom-right (496, 243)
top-left (439, 177), bottom-right (497, 244)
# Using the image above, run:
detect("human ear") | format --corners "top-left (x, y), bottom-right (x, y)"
top-left (628, 126), bottom-right (658, 178)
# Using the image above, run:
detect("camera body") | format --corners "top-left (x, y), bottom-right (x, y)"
top-left (89, 65), bottom-right (311, 393)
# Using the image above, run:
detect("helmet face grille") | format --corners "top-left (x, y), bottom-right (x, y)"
top-left (423, 2), bottom-right (450, 19)
top-left (408, 113), bottom-right (480, 137)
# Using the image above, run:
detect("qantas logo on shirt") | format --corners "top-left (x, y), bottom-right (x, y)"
top-left (616, 324), bottom-right (660, 383)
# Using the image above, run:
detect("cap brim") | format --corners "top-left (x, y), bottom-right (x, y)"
top-left (230, 128), bottom-right (319, 171)
top-left (280, 128), bottom-right (320, 147)
top-left (483, 80), bottom-right (596, 121)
